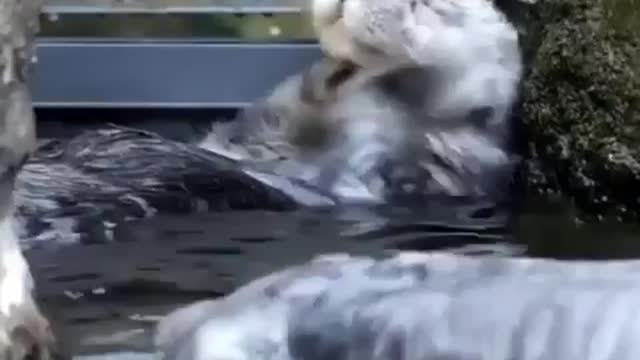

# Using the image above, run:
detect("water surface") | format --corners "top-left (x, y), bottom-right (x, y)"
top-left (25, 196), bottom-right (640, 359)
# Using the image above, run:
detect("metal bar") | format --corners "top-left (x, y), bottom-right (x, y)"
top-left (31, 39), bottom-right (322, 109)
top-left (42, 0), bottom-right (305, 15)
top-left (39, 12), bottom-right (314, 40)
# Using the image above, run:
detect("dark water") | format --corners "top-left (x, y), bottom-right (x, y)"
top-left (24, 196), bottom-right (640, 359)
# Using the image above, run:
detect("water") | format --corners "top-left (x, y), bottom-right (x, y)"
top-left (22, 195), bottom-right (640, 359)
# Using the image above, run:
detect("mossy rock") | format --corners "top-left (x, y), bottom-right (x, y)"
top-left (521, 0), bottom-right (640, 221)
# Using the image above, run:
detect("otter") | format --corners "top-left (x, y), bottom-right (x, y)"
top-left (156, 252), bottom-right (640, 360)
top-left (200, 0), bottom-right (523, 206)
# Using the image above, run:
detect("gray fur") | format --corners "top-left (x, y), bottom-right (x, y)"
top-left (198, 0), bottom-right (525, 206)
top-left (201, 57), bottom-right (521, 207)
top-left (156, 253), bottom-right (640, 360)
top-left (14, 127), bottom-right (304, 246)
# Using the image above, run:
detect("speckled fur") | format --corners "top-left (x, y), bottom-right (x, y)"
top-left (157, 252), bottom-right (640, 360)
top-left (14, 128), bottom-right (302, 247)
top-left (202, 0), bottom-right (524, 205)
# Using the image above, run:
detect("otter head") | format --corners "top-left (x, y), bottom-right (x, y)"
top-left (313, 0), bottom-right (521, 77)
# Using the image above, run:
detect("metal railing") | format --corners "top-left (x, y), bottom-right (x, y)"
top-left (32, 0), bottom-right (320, 109)
top-left (42, 0), bottom-right (305, 15)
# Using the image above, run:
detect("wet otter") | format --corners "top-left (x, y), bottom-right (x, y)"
top-left (200, 0), bottom-right (523, 206)
top-left (156, 252), bottom-right (640, 360)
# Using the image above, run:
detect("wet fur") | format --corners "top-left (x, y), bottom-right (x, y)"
top-left (211, 0), bottom-right (522, 204)
top-left (202, 53), bottom-right (522, 205)
top-left (311, 0), bottom-right (524, 140)
top-left (157, 252), bottom-right (640, 360)
top-left (14, 128), bottom-right (302, 247)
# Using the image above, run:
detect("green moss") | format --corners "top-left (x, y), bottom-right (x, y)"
top-left (605, 0), bottom-right (640, 33)
top-left (523, 0), bottom-right (640, 220)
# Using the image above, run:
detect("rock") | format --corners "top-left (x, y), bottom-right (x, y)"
top-left (517, 0), bottom-right (640, 221)
top-left (0, 0), bottom-right (58, 358)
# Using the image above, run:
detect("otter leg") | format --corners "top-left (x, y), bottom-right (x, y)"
top-left (0, 0), bottom-right (55, 359)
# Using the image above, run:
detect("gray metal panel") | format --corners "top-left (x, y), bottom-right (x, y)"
top-left (31, 39), bottom-right (322, 108)
top-left (43, 0), bottom-right (304, 14)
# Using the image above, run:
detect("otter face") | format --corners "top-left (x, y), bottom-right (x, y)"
top-left (325, 0), bottom-right (520, 74)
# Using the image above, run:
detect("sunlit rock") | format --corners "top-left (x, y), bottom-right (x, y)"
top-left (0, 0), bottom-right (56, 358)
